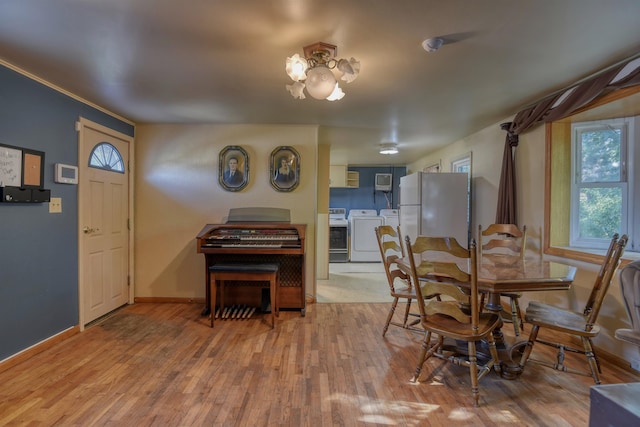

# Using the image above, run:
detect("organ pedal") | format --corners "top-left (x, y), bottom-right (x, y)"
top-left (211, 305), bottom-right (260, 320)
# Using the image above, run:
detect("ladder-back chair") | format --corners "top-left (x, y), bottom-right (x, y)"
top-left (375, 225), bottom-right (421, 335)
top-left (405, 235), bottom-right (501, 407)
top-left (518, 234), bottom-right (628, 384)
top-left (477, 223), bottom-right (527, 336)
top-left (615, 260), bottom-right (640, 349)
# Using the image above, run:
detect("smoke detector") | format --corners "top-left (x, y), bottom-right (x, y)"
top-left (422, 37), bottom-right (443, 53)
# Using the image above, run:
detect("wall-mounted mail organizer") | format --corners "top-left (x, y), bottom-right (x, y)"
top-left (0, 143), bottom-right (51, 203)
top-left (1, 187), bottom-right (51, 203)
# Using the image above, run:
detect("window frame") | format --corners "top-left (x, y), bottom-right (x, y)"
top-left (451, 152), bottom-right (471, 174)
top-left (88, 142), bottom-right (125, 173)
top-left (569, 118), bottom-right (629, 249)
top-left (545, 85), bottom-right (640, 263)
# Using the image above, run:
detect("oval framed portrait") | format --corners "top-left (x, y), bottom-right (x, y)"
top-left (219, 146), bottom-right (249, 192)
top-left (270, 146), bottom-right (300, 192)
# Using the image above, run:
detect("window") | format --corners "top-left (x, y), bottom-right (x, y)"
top-left (547, 86), bottom-right (640, 261)
top-left (89, 142), bottom-right (125, 173)
top-left (451, 154), bottom-right (471, 174)
top-left (570, 119), bottom-right (630, 249)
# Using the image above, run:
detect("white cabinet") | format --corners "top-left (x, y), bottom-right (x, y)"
top-left (329, 165), bottom-right (346, 187)
top-left (330, 165), bottom-right (359, 188)
top-left (347, 171), bottom-right (359, 188)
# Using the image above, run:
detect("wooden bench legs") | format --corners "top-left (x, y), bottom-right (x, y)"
top-left (209, 264), bottom-right (280, 328)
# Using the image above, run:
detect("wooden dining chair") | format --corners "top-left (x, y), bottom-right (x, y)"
top-left (405, 235), bottom-right (501, 407)
top-left (478, 223), bottom-right (527, 336)
top-left (518, 234), bottom-right (628, 384)
top-left (374, 225), bottom-right (421, 335)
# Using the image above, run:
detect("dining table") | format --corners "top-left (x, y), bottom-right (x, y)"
top-left (397, 252), bottom-right (577, 379)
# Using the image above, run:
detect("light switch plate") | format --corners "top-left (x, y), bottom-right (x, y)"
top-left (49, 197), bottom-right (62, 213)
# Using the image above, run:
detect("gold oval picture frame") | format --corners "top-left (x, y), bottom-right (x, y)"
top-left (270, 146), bottom-right (299, 192)
top-left (219, 145), bottom-right (249, 192)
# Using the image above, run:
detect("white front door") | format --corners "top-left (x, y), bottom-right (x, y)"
top-left (78, 118), bottom-right (132, 325)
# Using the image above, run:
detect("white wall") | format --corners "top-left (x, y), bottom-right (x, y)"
top-left (134, 124), bottom-right (319, 302)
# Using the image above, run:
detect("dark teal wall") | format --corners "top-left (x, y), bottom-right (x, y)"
top-left (0, 65), bottom-right (134, 360)
top-left (329, 166), bottom-right (406, 215)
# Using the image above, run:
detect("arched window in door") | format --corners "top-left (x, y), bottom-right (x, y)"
top-left (88, 142), bottom-right (125, 173)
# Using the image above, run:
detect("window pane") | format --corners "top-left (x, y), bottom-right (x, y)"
top-left (578, 187), bottom-right (622, 239)
top-left (89, 142), bottom-right (125, 173)
top-left (580, 129), bottom-right (621, 183)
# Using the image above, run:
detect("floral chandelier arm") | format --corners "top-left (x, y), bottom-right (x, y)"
top-left (286, 82), bottom-right (306, 99)
top-left (337, 58), bottom-right (360, 83)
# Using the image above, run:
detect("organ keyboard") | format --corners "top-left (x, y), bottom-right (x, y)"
top-left (200, 228), bottom-right (301, 248)
top-left (196, 218), bottom-right (306, 316)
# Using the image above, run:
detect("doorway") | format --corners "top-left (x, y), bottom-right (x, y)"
top-left (77, 118), bottom-right (134, 327)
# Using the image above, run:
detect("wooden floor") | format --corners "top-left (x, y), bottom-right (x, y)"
top-left (1, 303), bottom-right (639, 426)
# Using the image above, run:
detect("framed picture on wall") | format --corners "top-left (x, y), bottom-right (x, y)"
top-left (22, 148), bottom-right (45, 188)
top-left (0, 143), bottom-right (45, 188)
top-left (270, 146), bottom-right (300, 192)
top-left (219, 146), bottom-right (249, 191)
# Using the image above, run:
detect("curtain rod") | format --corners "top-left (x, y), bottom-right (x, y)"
top-left (517, 50), bottom-right (640, 111)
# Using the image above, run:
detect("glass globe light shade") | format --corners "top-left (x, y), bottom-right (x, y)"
top-left (337, 57), bottom-right (360, 83)
top-left (379, 143), bottom-right (398, 155)
top-left (305, 65), bottom-right (337, 99)
top-left (286, 81), bottom-right (306, 99)
top-left (326, 83), bottom-right (345, 101)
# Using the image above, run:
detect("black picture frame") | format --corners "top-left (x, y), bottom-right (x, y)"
top-left (21, 147), bottom-right (45, 189)
top-left (270, 146), bottom-right (300, 192)
top-left (219, 146), bottom-right (249, 191)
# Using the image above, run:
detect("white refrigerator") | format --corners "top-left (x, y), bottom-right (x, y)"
top-left (399, 172), bottom-right (470, 248)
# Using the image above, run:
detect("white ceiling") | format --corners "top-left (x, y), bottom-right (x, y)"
top-left (1, 0), bottom-right (639, 166)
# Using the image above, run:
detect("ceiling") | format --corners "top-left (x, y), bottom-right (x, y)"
top-left (1, 1), bottom-right (639, 166)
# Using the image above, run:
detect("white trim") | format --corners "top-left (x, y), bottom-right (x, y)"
top-left (0, 59), bottom-right (134, 126)
top-left (570, 118), bottom-right (632, 249)
top-left (451, 151), bottom-right (472, 174)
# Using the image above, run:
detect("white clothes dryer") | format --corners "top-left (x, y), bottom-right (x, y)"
top-left (348, 209), bottom-right (383, 262)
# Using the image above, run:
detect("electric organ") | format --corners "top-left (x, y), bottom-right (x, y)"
top-left (196, 208), bottom-right (306, 316)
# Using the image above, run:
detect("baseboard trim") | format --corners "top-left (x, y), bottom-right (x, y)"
top-left (597, 345), bottom-right (640, 375)
top-left (134, 296), bottom-right (206, 304)
top-left (0, 326), bottom-right (80, 374)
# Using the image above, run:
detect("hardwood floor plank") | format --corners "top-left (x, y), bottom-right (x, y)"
top-left (0, 302), bottom-right (639, 426)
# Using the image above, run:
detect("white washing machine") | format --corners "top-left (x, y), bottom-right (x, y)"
top-left (379, 209), bottom-right (399, 228)
top-left (348, 209), bottom-right (384, 262)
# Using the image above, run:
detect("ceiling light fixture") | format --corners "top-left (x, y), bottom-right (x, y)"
top-left (379, 142), bottom-right (399, 155)
top-left (286, 42), bottom-right (360, 101)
